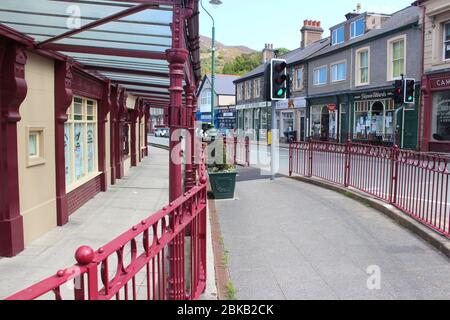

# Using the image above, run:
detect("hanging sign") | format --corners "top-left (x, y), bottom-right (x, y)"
top-left (327, 104), bottom-right (337, 112)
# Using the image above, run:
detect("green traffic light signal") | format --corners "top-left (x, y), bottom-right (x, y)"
top-left (277, 88), bottom-right (284, 97)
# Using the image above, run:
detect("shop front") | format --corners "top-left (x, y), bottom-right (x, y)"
top-left (308, 95), bottom-right (349, 142)
top-left (352, 90), bottom-right (396, 145)
top-left (236, 101), bottom-right (271, 142)
top-left (275, 97), bottom-right (307, 143)
top-left (422, 72), bottom-right (450, 152)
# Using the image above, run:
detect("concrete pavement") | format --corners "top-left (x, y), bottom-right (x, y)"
top-left (215, 167), bottom-right (450, 300)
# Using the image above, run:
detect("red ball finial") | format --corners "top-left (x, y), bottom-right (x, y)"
top-left (200, 176), bottom-right (207, 185)
top-left (75, 246), bottom-right (95, 265)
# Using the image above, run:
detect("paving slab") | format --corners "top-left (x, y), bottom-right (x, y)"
top-left (214, 167), bottom-right (450, 300)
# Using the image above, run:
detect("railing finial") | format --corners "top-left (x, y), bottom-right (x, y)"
top-left (75, 246), bottom-right (95, 266)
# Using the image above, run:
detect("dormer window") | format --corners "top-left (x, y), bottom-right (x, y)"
top-left (332, 27), bottom-right (345, 45)
top-left (350, 18), bottom-right (365, 39)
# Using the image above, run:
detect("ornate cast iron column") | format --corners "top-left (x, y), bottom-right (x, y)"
top-left (184, 85), bottom-right (196, 191)
top-left (99, 81), bottom-right (111, 191)
top-left (0, 42), bottom-right (27, 256)
top-left (109, 85), bottom-right (118, 185)
top-left (54, 60), bottom-right (73, 227)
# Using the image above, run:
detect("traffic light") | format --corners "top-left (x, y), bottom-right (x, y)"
top-left (270, 58), bottom-right (287, 101)
top-left (404, 79), bottom-right (415, 104)
top-left (393, 79), bottom-right (404, 104)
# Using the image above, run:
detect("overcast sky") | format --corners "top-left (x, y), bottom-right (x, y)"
top-left (199, 0), bottom-right (415, 51)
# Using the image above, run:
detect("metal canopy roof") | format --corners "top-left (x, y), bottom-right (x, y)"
top-left (0, 0), bottom-right (200, 104)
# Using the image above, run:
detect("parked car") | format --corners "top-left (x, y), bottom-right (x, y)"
top-left (154, 127), bottom-right (169, 137)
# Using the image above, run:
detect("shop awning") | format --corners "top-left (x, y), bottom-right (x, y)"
top-left (0, 0), bottom-right (200, 104)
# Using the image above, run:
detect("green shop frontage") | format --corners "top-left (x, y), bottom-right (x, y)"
top-left (350, 87), bottom-right (419, 149)
top-left (306, 87), bottom-right (419, 149)
top-left (236, 101), bottom-right (272, 142)
top-left (307, 94), bottom-right (351, 143)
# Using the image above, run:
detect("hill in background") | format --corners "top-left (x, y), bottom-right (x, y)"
top-left (200, 35), bottom-right (260, 76)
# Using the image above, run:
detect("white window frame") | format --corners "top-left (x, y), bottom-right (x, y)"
top-left (245, 81), bottom-right (252, 100)
top-left (355, 47), bottom-right (370, 86)
top-left (254, 78), bottom-right (261, 98)
top-left (350, 18), bottom-right (365, 39)
top-left (65, 96), bottom-right (99, 192)
top-left (332, 27), bottom-right (345, 45)
top-left (26, 127), bottom-right (46, 167)
top-left (331, 60), bottom-right (347, 83)
top-left (443, 22), bottom-right (450, 62)
top-left (294, 67), bottom-right (304, 91)
top-left (387, 35), bottom-right (407, 81)
top-left (313, 66), bottom-right (328, 86)
top-left (236, 83), bottom-right (242, 101)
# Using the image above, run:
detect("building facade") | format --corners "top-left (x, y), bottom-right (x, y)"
top-left (307, 5), bottom-right (422, 149)
top-left (197, 74), bottom-right (239, 132)
top-left (418, 0), bottom-right (450, 152)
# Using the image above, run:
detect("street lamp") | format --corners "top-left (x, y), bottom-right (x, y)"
top-left (201, 0), bottom-right (222, 128)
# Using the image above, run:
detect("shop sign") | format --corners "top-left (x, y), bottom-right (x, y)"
top-left (353, 90), bottom-right (394, 101)
top-left (430, 75), bottom-right (450, 90)
top-left (236, 101), bottom-right (271, 110)
top-left (275, 97), bottom-right (306, 110)
top-left (327, 104), bottom-right (337, 112)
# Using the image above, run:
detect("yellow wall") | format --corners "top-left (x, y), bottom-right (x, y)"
top-left (18, 52), bottom-right (57, 245)
top-left (422, 0), bottom-right (450, 72)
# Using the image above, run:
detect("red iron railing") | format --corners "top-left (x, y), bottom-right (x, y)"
top-left (289, 140), bottom-right (450, 237)
top-left (6, 155), bottom-right (209, 301)
top-left (223, 136), bottom-right (249, 167)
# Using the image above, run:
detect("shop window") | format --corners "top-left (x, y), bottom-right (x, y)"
top-left (387, 36), bottom-right (406, 80)
top-left (444, 22), bottom-right (450, 61)
top-left (354, 99), bottom-right (395, 141)
top-left (356, 47), bottom-right (370, 86)
top-left (27, 127), bottom-right (45, 167)
top-left (351, 18), bottom-right (365, 39)
top-left (314, 66), bottom-right (327, 86)
top-left (331, 61), bottom-right (346, 82)
top-left (332, 27), bottom-right (345, 45)
top-left (65, 97), bottom-right (98, 190)
top-left (432, 91), bottom-right (450, 141)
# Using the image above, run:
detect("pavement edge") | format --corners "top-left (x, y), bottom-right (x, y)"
top-left (287, 175), bottom-right (450, 260)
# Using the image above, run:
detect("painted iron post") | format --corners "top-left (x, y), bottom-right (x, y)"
top-left (166, 47), bottom-right (189, 300)
top-left (185, 85), bottom-right (196, 191)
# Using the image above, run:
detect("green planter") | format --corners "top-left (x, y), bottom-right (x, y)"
top-left (208, 171), bottom-right (237, 199)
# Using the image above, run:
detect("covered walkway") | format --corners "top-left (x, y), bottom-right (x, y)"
top-left (215, 167), bottom-right (450, 299)
top-left (0, 146), bottom-right (169, 299)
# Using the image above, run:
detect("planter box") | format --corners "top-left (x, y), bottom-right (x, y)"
top-left (208, 171), bottom-right (237, 199)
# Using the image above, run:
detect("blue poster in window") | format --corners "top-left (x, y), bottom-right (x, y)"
top-left (64, 124), bottom-right (71, 185)
top-left (87, 124), bottom-right (95, 173)
top-left (74, 123), bottom-right (84, 180)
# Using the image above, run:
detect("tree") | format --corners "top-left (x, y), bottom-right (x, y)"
top-left (221, 52), bottom-right (262, 76)
top-left (275, 48), bottom-right (290, 57)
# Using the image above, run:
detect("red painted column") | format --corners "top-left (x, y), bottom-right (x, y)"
top-left (138, 100), bottom-right (144, 161)
top-left (192, 94), bottom-right (199, 182)
top-left (109, 86), bottom-right (118, 185)
top-left (0, 42), bottom-right (27, 257)
top-left (144, 107), bottom-right (150, 157)
top-left (166, 47), bottom-right (189, 301)
top-left (116, 89), bottom-right (126, 179)
top-left (54, 60), bottom-right (73, 227)
top-left (98, 82), bottom-right (111, 191)
top-left (184, 85), bottom-right (196, 191)
top-left (130, 103), bottom-right (139, 167)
